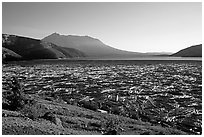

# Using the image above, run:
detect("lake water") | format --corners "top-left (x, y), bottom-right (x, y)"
top-left (78, 56), bottom-right (202, 61)
top-left (3, 57), bottom-right (202, 134)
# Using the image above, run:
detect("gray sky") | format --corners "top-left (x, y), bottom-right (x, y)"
top-left (2, 2), bottom-right (202, 53)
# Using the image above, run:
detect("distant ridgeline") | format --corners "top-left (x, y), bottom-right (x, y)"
top-left (2, 33), bottom-right (202, 61)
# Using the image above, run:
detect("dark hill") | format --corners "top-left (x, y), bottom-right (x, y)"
top-left (2, 47), bottom-right (22, 61)
top-left (2, 34), bottom-right (86, 60)
top-left (172, 44), bottom-right (202, 57)
top-left (42, 33), bottom-right (146, 58)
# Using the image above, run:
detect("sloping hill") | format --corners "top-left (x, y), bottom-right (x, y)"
top-left (42, 33), bottom-right (146, 58)
top-left (2, 47), bottom-right (22, 61)
top-left (2, 34), bottom-right (86, 60)
top-left (2, 93), bottom-right (187, 135)
top-left (172, 44), bottom-right (202, 57)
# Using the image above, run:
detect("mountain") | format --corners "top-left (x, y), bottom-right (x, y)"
top-left (145, 52), bottom-right (172, 56)
top-left (172, 44), bottom-right (202, 57)
top-left (2, 34), bottom-right (86, 61)
top-left (42, 33), bottom-right (146, 58)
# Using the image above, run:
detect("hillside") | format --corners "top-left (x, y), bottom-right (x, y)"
top-left (2, 77), bottom-right (187, 135)
top-left (172, 44), bottom-right (202, 57)
top-left (2, 95), bottom-right (187, 135)
top-left (42, 33), bottom-right (146, 58)
top-left (2, 34), bottom-right (86, 60)
top-left (2, 47), bottom-right (22, 61)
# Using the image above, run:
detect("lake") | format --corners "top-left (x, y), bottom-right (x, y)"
top-left (2, 58), bottom-right (202, 134)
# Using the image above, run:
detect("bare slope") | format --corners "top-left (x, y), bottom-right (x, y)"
top-left (2, 34), bottom-right (86, 60)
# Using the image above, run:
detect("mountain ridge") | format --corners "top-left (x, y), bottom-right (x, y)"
top-left (2, 33), bottom-right (202, 61)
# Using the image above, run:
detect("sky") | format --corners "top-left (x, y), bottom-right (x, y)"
top-left (2, 2), bottom-right (202, 53)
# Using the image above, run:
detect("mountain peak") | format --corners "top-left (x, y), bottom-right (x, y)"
top-left (42, 33), bottom-right (146, 57)
top-left (67, 35), bottom-right (100, 42)
top-left (49, 32), bottom-right (60, 36)
top-left (47, 33), bottom-right (99, 41)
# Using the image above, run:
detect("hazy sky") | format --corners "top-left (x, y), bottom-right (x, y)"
top-left (2, 2), bottom-right (202, 53)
